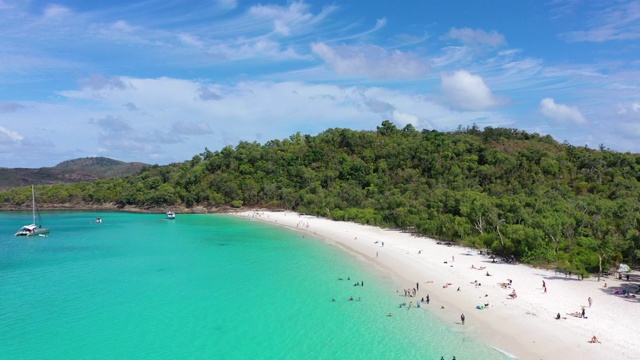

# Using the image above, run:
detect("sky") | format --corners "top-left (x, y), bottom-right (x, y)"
top-left (1, 0), bottom-right (639, 168)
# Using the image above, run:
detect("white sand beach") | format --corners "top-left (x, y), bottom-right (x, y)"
top-left (233, 210), bottom-right (640, 360)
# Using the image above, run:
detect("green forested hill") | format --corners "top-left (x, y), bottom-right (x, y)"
top-left (0, 157), bottom-right (147, 189)
top-left (2, 121), bottom-right (639, 275)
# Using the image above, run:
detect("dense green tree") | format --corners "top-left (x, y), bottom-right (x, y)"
top-left (3, 121), bottom-right (640, 272)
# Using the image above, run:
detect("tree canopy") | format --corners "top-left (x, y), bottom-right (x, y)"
top-left (3, 121), bottom-right (639, 276)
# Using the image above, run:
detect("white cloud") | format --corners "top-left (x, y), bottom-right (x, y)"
top-left (0, 102), bottom-right (25, 113)
top-left (124, 102), bottom-right (138, 111)
top-left (441, 70), bottom-right (503, 110)
top-left (198, 86), bottom-right (223, 101)
top-left (203, 38), bottom-right (304, 61)
top-left (617, 102), bottom-right (640, 115)
top-left (447, 27), bottom-right (506, 47)
top-left (178, 33), bottom-right (204, 49)
top-left (79, 74), bottom-right (128, 91)
top-left (539, 98), bottom-right (587, 124)
top-left (311, 42), bottom-right (429, 79)
top-left (111, 20), bottom-right (135, 33)
top-left (96, 115), bottom-right (133, 134)
top-left (43, 4), bottom-right (71, 19)
top-left (363, 98), bottom-right (395, 114)
top-left (560, 1), bottom-right (640, 42)
top-left (215, 0), bottom-right (237, 11)
top-left (1, 76), bottom-right (514, 167)
top-left (172, 121), bottom-right (213, 135)
top-left (392, 110), bottom-right (419, 127)
top-left (0, 0), bottom-right (14, 10)
top-left (248, 1), bottom-right (336, 36)
top-left (0, 125), bottom-right (24, 141)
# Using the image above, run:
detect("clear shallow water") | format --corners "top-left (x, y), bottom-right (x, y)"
top-left (0, 212), bottom-right (508, 360)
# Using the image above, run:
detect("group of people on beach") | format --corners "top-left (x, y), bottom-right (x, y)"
top-left (498, 279), bottom-right (512, 289)
top-left (296, 220), bottom-right (310, 229)
top-left (403, 287), bottom-right (417, 297)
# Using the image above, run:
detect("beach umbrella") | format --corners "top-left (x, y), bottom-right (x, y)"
top-left (618, 264), bottom-right (630, 272)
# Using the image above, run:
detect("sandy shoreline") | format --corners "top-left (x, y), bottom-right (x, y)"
top-left (231, 210), bottom-right (639, 360)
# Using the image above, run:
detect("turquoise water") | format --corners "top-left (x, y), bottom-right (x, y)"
top-left (0, 212), bottom-right (508, 359)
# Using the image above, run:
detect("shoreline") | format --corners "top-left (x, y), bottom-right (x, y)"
top-left (0, 203), bottom-right (226, 214)
top-left (230, 210), bottom-right (639, 360)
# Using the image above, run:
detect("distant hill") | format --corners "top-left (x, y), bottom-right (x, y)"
top-left (0, 157), bottom-right (148, 189)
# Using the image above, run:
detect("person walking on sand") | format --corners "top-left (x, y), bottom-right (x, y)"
top-left (460, 313), bottom-right (465, 325)
top-left (588, 296), bottom-right (593, 307)
top-left (416, 282), bottom-right (419, 291)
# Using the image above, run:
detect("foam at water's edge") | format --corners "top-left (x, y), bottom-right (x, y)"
top-left (492, 347), bottom-right (518, 359)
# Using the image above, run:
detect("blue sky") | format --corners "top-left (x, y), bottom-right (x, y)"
top-left (1, 0), bottom-right (639, 168)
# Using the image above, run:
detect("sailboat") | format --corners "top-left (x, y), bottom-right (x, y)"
top-left (15, 185), bottom-right (50, 236)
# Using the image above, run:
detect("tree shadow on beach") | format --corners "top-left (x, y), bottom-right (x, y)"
top-left (542, 275), bottom-right (584, 282)
top-left (596, 282), bottom-right (640, 303)
top-left (542, 268), bottom-right (588, 282)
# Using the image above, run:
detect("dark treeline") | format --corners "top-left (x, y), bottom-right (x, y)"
top-left (3, 121), bottom-right (640, 276)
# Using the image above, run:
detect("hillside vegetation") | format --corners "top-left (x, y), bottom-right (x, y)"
top-left (0, 157), bottom-right (148, 189)
top-left (2, 121), bottom-right (639, 275)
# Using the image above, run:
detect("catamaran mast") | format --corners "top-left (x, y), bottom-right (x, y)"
top-left (31, 185), bottom-right (36, 225)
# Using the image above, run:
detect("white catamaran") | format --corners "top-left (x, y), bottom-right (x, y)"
top-left (15, 185), bottom-right (50, 236)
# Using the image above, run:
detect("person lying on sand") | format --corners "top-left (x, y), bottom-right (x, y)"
top-left (555, 313), bottom-right (567, 320)
top-left (589, 336), bottom-right (601, 343)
